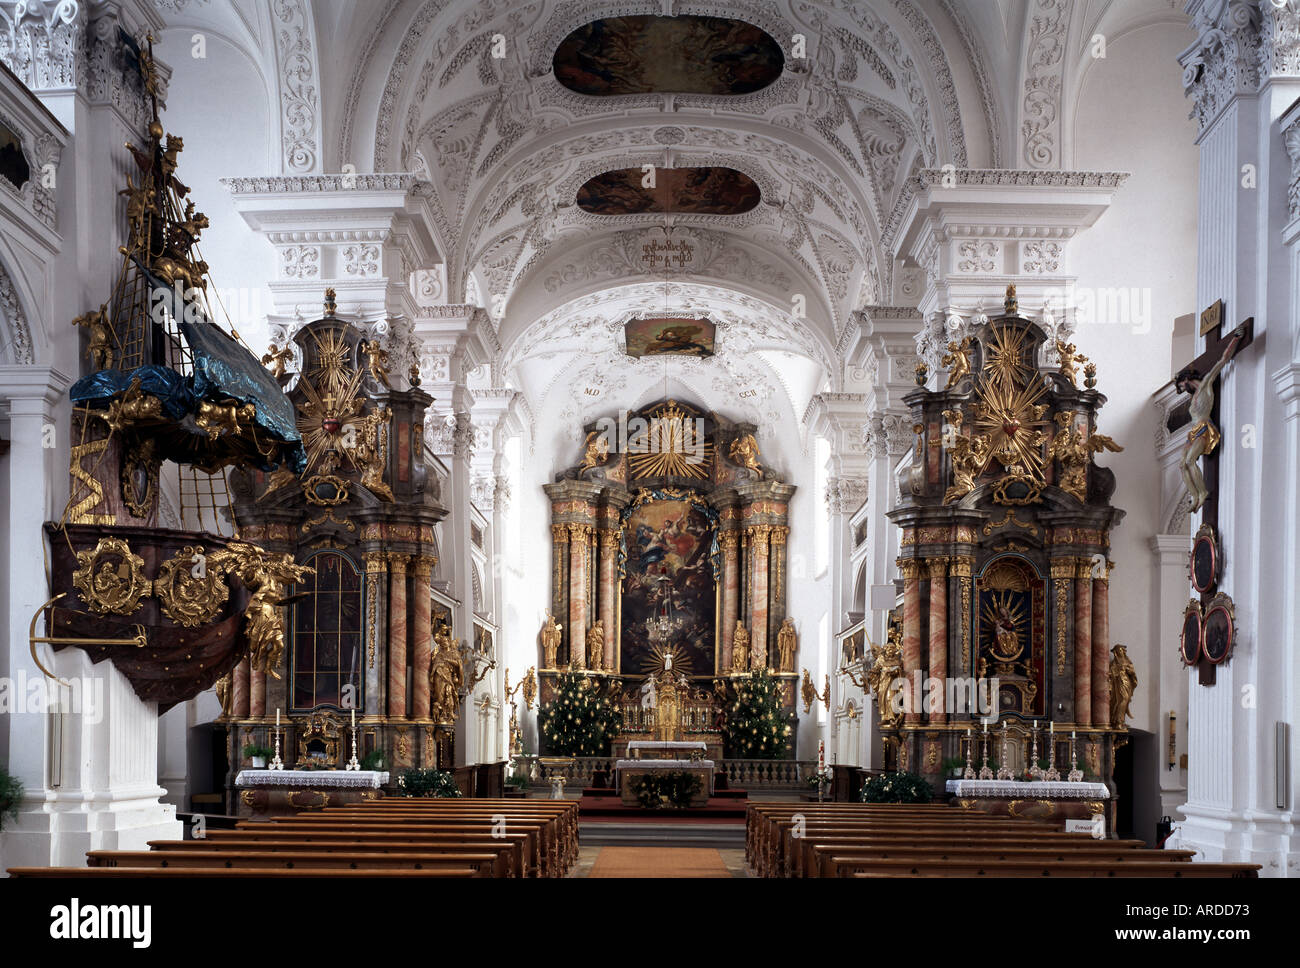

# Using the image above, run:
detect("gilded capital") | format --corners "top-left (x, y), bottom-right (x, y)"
top-left (411, 555), bottom-right (436, 579)
top-left (386, 552), bottom-right (411, 572)
top-left (551, 524), bottom-right (570, 544)
top-left (363, 551), bottom-right (388, 573)
top-left (950, 557), bottom-right (973, 579)
top-left (926, 557), bottom-right (949, 580)
top-left (897, 558), bottom-right (922, 580)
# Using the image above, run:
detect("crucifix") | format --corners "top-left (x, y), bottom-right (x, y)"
top-left (1169, 304), bottom-right (1252, 684)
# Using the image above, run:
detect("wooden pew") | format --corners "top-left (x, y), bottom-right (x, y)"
top-left (839, 857), bottom-right (1259, 878)
top-left (87, 848), bottom-right (502, 876)
top-left (8, 867), bottom-right (477, 878)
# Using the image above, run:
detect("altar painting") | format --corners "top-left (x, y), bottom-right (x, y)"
top-left (621, 499), bottom-right (716, 677)
top-left (975, 556), bottom-right (1046, 717)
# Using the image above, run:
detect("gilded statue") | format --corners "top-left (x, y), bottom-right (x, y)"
top-left (430, 620), bottom-right (464, 724)
top-left (540, 615), bottom-right (562, 668)
top-left (777, 617), bottom-right (798, 673)
top-left (731, 622), bottom-right (750, 673)
top-left (729, 434), bottom-right (763, 478)
top-left (1175, 328), bottom-right (1244, 511)
top-left (865, 623), bottom-right (904, 729)
top-left (521, 667), bottom-right (537, 708)
top-left (578, 430), bottom-right (609, 471)
top-left (212, 545), bottom-right (314, 679)
top-left (196, 398), bottom-right (255, 440)
top-left (586, 619), bottom-right (605, 672)
top-left (1055, 340), bottom-right (1089, 388)
top-left (360, 339), bottom-right (392, 388)
top-left (347, 406), bottom-right (394, 501)
top-left (72, 304), bottom-right (115, 371)
top-left (1109, 644), bottom-right (1138, 728)
top-left (943, 429), bottom-right (990, 505)
top-left (261, 343), bottom-right (294, 380)
top-left (942, 337), bottom-right (973, 389)
top-left (1046, 411), bottom-right (1123, 503)
top-left (214, 673), bottom-right (233, 719)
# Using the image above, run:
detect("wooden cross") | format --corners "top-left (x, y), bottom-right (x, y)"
top-left (1168, 303), bottom-right (1252, 684)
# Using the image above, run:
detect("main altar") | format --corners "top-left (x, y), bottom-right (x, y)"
top-left (537, 399), bottom-right (798, 757)
top-left (868, 287), bottom-right (1134, 828)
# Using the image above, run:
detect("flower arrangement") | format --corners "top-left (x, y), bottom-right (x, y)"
top-left (632, 770), bottom-right (702, 809)
top-left (398, 768), bottom-right (463, 798)
top-left (859, 771), bottom-right (934, 804)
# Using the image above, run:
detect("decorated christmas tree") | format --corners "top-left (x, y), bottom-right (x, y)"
top-left (722, 667), bottom-right (792, 759)
top-left (540, 670), bottom-right (624, 756)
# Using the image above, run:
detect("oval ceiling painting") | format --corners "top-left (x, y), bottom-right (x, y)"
top-left (553, 15), bottom-right (784, 97)
top-left (577, 166), bottom-right (761, 216)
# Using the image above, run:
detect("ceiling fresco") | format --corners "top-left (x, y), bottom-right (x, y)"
top-left (576, 166), bottom-right (762, 216)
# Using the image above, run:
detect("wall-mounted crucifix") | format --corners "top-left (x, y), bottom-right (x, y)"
top-left (1169, 302), bottom-right (1252, 685)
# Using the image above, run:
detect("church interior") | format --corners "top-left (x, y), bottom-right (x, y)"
top-left (0, 0), bottom-right (1296, 921)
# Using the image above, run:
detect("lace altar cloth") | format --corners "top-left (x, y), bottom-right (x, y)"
top-left (945, 779), bottom-right (1109, 799)
top-left (626, 741), bottom-right (708, 756)
top-left (236, 770), bottom-right (390, 789)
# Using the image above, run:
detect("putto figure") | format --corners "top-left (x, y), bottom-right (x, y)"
top-left (942, 337), bottom-right (973, 388)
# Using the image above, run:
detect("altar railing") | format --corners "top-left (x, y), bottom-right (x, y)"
top-left (532, 757), bottom-right (817, 791)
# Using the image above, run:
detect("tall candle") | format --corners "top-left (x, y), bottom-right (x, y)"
top-left (1071, 730), bottom-right (1076, 740)
top-left (351, 707), bottom-right (355, 728)
top-left (276, 708), bottom-right (280, 727)
top-left (1050, 721), bottom-right (1054, 735)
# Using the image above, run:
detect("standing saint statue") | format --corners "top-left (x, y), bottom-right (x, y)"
top-left (540, 615), bottom-right (562, 668)
top-left (1175, 327), bottom-right (1244, 511)
top-left (731, 622), bottom-right (750, 673)
top-left (1108, 644), bottom-right (1138, 728)
top-left (586, 619), bottom-right (605, 672)
top-left (777, 617), bottom-right (798, 672)
top-left (430, 620), bottom-right (463, 724)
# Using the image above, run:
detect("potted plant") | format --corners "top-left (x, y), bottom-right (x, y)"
top-left (859, 771), bottom-right (934, 804)
top-left (242, 743), bottom-right (274, 769)
top-left (0, 766), bottom-right (22, 832)
top-left (505, 768), bottom-right (530, 797)
top-left (397, 768), bottom-right (463, 798)
top-left (360, 749), bottom-right (387, 772)
top-left (941, 755), bottom-right (966, 779)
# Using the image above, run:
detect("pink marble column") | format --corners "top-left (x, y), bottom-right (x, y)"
top-left (749, 526), bottom-right (771, 669)
top-left (1074, 560), bottom-right (1092, 727)
top-left (598, 530), bottom-right (618, 672)
top-left (1091, 565), bottom-right (1111, 727)
top-left (568, 523), bottom-right (590, 668)
top-left (233, 658), bottom-right (250, 719)
top-left (720, 532), bottom-right (740, 672)
top-left (411, 555), bottom-right (435, 720)
top-left (899, 559), bottom-right (922, 724)
top-left (388, 553), bottom-right (410, 719)
top-left (249, 666), bottom-right (265, 719)
top-left (927, 558), bottom-right (948, 723)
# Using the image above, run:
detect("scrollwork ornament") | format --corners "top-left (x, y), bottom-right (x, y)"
top-left (154, 545), bottom-right (230, 628)
top-left (72, 537), bottom-right (149, 616)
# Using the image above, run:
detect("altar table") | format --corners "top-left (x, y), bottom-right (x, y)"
top-left (625, 740), bottom-right (708, 760)
top-left (615, 758), bottom-right (714, 807)
top-left (234, 770), bottom-right (390, 818)
top-left (944, 779), bottom-right (1113, 829)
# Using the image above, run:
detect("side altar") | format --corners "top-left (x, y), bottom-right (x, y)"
top-left (865, 287), bottom-right (1137, 830)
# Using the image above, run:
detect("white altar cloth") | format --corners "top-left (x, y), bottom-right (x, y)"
top-left (626, 740), bottom-right (707, 756)
top-left (236, 770), bottom-right (389, 789)
top-left (615, 758), bottom-right (715, 795)
top-left (945, 779), bottom-right (1109, 799)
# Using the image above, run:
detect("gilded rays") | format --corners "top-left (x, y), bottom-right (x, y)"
top-left (627, 401), bottom-right (714, 480)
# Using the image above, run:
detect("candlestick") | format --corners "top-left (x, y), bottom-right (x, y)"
top-left (996, 720), bottom-right (1013, 780)
top-left (269, 722), bottom-right (284, 771)
top-left (1067, 732), bottom-right (1083, 783)
top-left (978, 728), bottom-right (993, 780)
top-left (345, 716), bottom-right (360, 771)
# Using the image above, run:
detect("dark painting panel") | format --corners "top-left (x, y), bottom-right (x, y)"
top-left (625, 317), bottom-right (716, 358)
top-left (577, 167), bottom-right (761, 216)
top-left (621, 499), bottom-right (716, 677)
top-left (553, 15), bottom-right (784, 96)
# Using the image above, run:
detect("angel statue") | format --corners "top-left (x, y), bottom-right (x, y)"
top-left (943, 430), bottom-right (990, 505)
top-left (1055, 340), bottom-right (1089, 389)
top-left (1046, 411), bottom-right (1123, 503)
top-left (360, 339), bottom-right (392, 388)
top-left (865, 624), bottom-right (904, 729)
top-left (1108, 644), bottom-right (1138, 728)
top-left (942, 337), bottom-right (973, 389)
top-left (578, 430), bottom-right (609, 471)
top-left (72, 304), bottom-right (115, 371)
top-left (209, 543), bottom-right (315, 679)
top-left (261, 342), bottom-right (294, 380)
top-left (729, 434), bottom-right (763, 478)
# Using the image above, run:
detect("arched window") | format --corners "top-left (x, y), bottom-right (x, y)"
top-left (291, 550), bottom-right (362, 712)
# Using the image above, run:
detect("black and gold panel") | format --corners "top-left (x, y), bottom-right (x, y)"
top-left (553, 15), bottom-right (784, 96)
top-left (976, 555), bottom-right (1046, 718)
top-left (292, 549), bottom-right (363, 711)
top-left (577, 167), bottom-right (761, 216)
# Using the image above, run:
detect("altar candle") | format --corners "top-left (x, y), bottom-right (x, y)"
top-left (351, 707), bottom-right (355, 728)
top-left (1071, 730), bottom-right (1076, 740)
top-left (276, 708), bottom-right (280, 727)
top-left (983, 721), bottom-right (988, 734)
top-left (1034, 721), bottom-right (1039, 731)
top-left (1050, 721), bottom-right (1054, 735)
top-left (818, 739), bottom-right (825, 771)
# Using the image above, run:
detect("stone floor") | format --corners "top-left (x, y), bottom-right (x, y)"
top-left (569, 845), bottom-right (748, 877)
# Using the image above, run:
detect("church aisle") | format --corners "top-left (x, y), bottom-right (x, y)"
top-left (578, 846), bottom-right (745, 878)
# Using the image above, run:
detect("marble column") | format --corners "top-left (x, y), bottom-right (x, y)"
top-left (249, 666), bottom-right (265, 719)
top-left (720, 531), bottom-right (740, 672)
top-left (1091, 563), bottom-right (1111, 727)
top-left (388, 553), bottom-right (410, 719)
top-left (551, 523), bottom-right (570, 659)
top-left (411, 555), bottom-right (435, 720)
top-left (568, 523), bottom-right (590, 668)
top-left (362, 552), bottom-right (388, 717)
top-left (749, 526), bottom-right (771, 669)
top-left (233, 659), bottom-right (250, 719)
top-left (927, 557), bottom-right (948, 722)
top-left (769, 525), bottom-right (789, 645)
top-left (1073, 559), bottom-right (1093, 727)
top-left (899, 559), bottom-right (923, 724)
top-left (598, 529), bottom-right (618, 672)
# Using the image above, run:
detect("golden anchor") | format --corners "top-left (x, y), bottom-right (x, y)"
top-left (28, 593), bottom-right (148, 682)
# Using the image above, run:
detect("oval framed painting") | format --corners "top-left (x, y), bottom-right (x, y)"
top-left (1203, 593), bottom-right (1235, 665)
top-left (1179, 600), bottom-right (1202, 666)
top-left (1190, 524), bottom-right (1219, 594)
